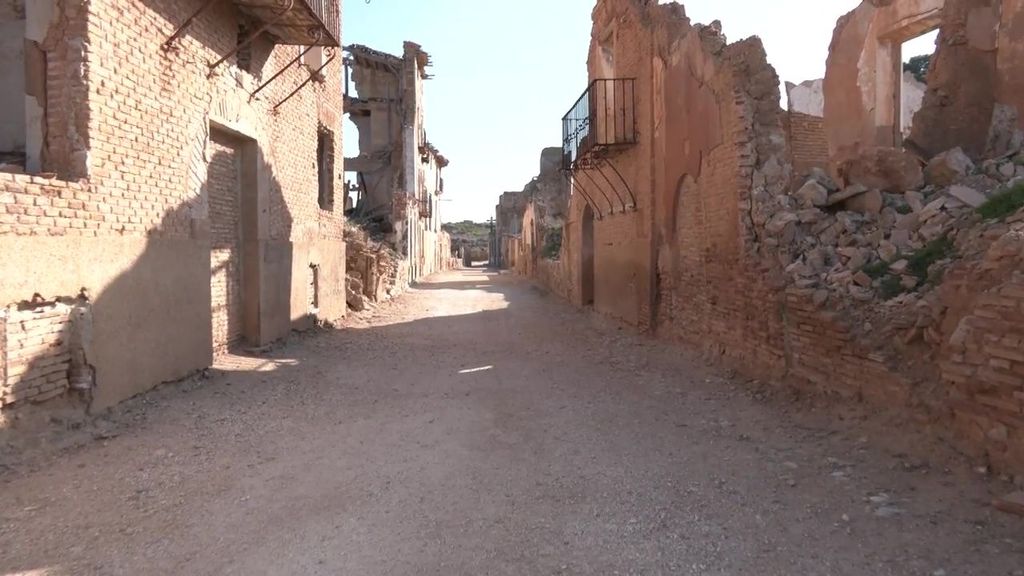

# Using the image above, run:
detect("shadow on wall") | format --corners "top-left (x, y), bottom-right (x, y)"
top-left (2, 141), bottom-right (300, 419)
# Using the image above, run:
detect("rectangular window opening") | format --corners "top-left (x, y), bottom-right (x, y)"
top-left (317, 126), bottom-right (335, 210)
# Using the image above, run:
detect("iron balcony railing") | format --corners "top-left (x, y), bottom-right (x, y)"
top-left (300, 0), bottom-right (340, 46)
top-left (562, 78), bottom-right (638, 171)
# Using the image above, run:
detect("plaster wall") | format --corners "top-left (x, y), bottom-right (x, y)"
top-left (823, 0), bottom-right (945, 163)
top-left (0, 235), bottom-right (212, 409)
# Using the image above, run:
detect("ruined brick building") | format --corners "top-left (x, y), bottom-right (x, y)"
top-left (344, 42), bottom-right (453, 286)
top-left (497, 148), bottom-right (570, 286)
top-left (508, 0), bottom-right (1024, 476)
top-left (0, 0), bottom-right (346, 416)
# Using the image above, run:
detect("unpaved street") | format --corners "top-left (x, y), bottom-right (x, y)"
top-left (1, 269), bottom-right (1022, 575)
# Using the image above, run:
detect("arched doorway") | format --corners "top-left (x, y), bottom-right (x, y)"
top-left (581, 204), bottom-right (595, 306)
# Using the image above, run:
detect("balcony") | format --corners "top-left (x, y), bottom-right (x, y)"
top-left (562, 78), bottom-right (638, 171)
top-left (231, 0), bottom-right (340, 46)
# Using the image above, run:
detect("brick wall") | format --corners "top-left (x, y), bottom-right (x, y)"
top-left (0, 0), bottom-right (346, 412)
top-left (788, 112), bottom-right (829, 175)
top-left (531, 0), bottom-right (1024, 476)
top-left (941, 231), bottom-right (1024, 471)
top-left (208, 133), bottom-right (243, 353)
top-left (0, 173), bottom-right (164, 236)
top-left (0, 305), bottom-right (72, 406)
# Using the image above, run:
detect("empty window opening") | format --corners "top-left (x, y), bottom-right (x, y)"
top-left (317, 126), bottom-right (335, 210)
top-left (308, 264), bottom-right (320, 315)
top-left (900, 29), bottom-right (939, 140)
top-left (1, 3), bottom-right (27, 169)
top-left (236, 20), bottom-right (253, 73)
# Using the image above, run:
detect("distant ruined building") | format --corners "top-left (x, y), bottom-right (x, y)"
top-left (502, 0), bottom-right (1024, 476)
top-left (342, 41), bottom-right (456, 309)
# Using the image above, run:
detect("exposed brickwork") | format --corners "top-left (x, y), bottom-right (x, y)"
top-left (0, 173), bottom-right (162, 237)
top-left (519, 0), bottom-right (1024, 477)
top-left (208, 133), bottom-right (243, 353)
top-left (940, 227), bottom-right (1024, 470)
top-left (0, 0), bottom-right (345, 412)
top-left (0, 305), bottom-right (72, 406)
top-left (787, 112), bottom-right (829, 175)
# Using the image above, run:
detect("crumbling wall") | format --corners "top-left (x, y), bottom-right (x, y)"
top-left (346, 46), bottom-right (403, 220)
top-left (344, 221), bottom-right (408, 311)
top-left (910, 0), bottom-right (1000, 158)
top-left (939, 215), bottom-right (1024, 470)
top-left (550, 0), bottom-right (1024, 476)
top-left (785, 80), bottom-right (829, 176)
top-left (652, 20), bottom-right (791, 376)
top-left (995, 0), bottom-right (1024, 124)
top-left (0, 299), bottom-right (93, 408)
top-left (825, 0), bottom-right (1022, 162)
top-left (507, 147), bottom-right (572, 291)
top-left (494, 191), bottom-right (527, 269)
top-left (823, 0), bottom-right (945, 164)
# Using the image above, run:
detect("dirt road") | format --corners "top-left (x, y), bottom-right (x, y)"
top-left (1, 269), bottom-right (1022, 575)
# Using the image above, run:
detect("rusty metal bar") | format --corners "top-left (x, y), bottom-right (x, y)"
top-left (208, 0), bottom-right (295, 75)
top-left (162, 0), bottom-right (219, 51)
top-left (603, 158), bottom-right (637, 209)
top-left (249, 36), bottom-right (320, 100)
top-left (565, 172), bottom-right (603, 220)
top-left (273, 51), bottom-right (336, 111)
top-left (593, 159), bottom-right (628, 214)
top-left (578, 166), bottom-right (614, 216)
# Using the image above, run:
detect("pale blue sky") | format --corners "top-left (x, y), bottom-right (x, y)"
top-left (342, 0), bottom-right (938, 223)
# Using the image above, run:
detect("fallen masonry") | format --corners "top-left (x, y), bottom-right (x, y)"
top-left (506, 0), bottom-right (1024, 479)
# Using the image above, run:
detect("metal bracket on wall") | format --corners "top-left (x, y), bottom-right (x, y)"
top-left (562, 171), bottom-right (604, 220)
top-left (208, 0), bottom-right (296, 76)
top-left (564, 156), bottom-right (637, 218)
top-left (162, 0), bottom-right (220, 51)
top-left (249, 29), bottom-right (322, 101)
top-left (273, 47), bottom-right (337, 111)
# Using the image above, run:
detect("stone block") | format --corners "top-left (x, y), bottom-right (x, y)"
top-left (925, 148), bottom-right (975, 187)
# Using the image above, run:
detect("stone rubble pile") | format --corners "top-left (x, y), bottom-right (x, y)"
top-left (344, 221), bottom-right (408, 312)
top-left (753, 143), bottom-right (1024, 349)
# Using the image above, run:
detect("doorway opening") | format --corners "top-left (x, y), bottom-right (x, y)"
top-left (900, 29), bottom-right (939, 142)
top-left (208, 126), bottom-right (259, 355)
top-left (581, 204), bottom-right (595, 306)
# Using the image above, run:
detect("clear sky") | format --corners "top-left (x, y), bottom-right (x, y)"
top-left (342, 0), bottom-right (934, 224)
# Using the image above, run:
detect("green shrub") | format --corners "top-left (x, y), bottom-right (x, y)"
top-left (542, 227), bottom-right (563, 260)
top-left (976, 182), bottom-right (1024, 220)
top-left (906, 236), bottom-right (954, 281)
top-left (871, 236), bottom-right (954, 299)
top-left (879, 275), bottom-right (904, 300)
top-left (862, 260), bottom-right (890, 280)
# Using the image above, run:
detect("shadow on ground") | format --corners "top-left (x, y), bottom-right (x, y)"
top-left (1, 270), bottom-right (1022, 575)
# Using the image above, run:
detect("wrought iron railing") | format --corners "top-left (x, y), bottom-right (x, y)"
top-left (562, 78), bottom-right (638, 171)
top-left (300, 0), bottom-right (340, 46)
